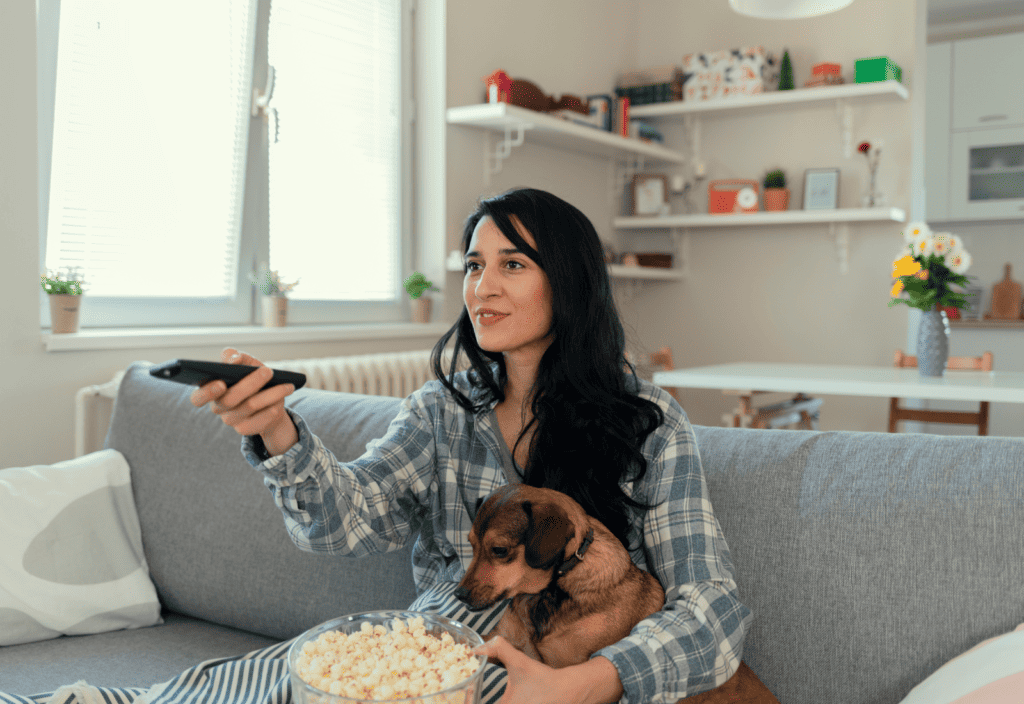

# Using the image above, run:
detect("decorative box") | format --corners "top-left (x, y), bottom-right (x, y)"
top-left (681, 47), bottom-right (778, 101)
top-left (812, 62), bottom-right (842, 76)
top-left (634, 253), bottom-right (673, 268)
top-left (854, 56), bottom-right (902, 84)
top-left (614, 66), bottom-right (684, 106)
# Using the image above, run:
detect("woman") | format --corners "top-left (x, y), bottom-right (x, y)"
top-left (192, 188), bottom-right (750, 703)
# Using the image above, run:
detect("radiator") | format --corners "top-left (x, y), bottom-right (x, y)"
top-left (75, 349), bottom-right (441, 458)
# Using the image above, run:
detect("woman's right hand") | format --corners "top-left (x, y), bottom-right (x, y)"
top-left (189, 347), bottom-right (299, 457)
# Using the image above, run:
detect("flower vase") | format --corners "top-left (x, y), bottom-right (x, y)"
top-left (863, 165), bottom-right (885, 208)
top-left (261, 296), bottom-right (288, 327)
top-left (916, 306), bottom-right (950, 377)
top-left (49, 294), bottom-right (81, 334)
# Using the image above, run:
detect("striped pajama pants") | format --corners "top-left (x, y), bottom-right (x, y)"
top-left (0, 584), bottom-right (511, 704)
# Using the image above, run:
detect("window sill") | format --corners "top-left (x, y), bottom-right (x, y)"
top-left (43, 322), bottom-right (453, 352)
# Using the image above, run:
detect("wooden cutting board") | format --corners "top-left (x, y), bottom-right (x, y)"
top-left (988, 263), bottom-right (1022, 320)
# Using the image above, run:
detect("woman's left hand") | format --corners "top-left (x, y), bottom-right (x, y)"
top-left (474, 636), bottom-right (622, 704)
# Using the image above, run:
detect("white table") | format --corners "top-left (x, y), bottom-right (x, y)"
top-left (653, 362), bottom-right (1024, 404)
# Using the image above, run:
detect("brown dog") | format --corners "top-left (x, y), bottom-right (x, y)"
top-left (454, 485), bottom-right (665, 669)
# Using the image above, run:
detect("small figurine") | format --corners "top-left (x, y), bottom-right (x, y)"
top-left (482, 70), bottom-right (589, 115)
top-left (484, 70), bottom-right (513, 104)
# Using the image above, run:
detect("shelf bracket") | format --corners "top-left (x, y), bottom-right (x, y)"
top-left (614, 154), bottom-right (646, 196)
top-left (835, 99), bottom-right (854, 158)
top-left (830, 222), bottom-right (850, 275)
top-left (484, 122), bottom-right (528, 184)
top-left (669, 227), bottom-right (691, 279)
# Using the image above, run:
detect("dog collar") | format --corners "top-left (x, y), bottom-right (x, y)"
top-left (556, 528), bottom-right (594, 576)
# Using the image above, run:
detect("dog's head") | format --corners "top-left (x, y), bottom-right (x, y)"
top-left (454, 485), bottom-right (582, 611)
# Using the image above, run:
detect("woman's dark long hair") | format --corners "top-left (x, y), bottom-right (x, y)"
top-left (431, 188), bottom-right (664, 550)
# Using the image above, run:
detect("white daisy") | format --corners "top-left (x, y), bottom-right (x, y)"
top-left (932, 233), bottom-right (954, 257)
top-left (947, 250), bottom-right (972, 275)
top-left (903, 221), bottom-right (931, 245)
top-left (912, 232), bottom-right (934, 258)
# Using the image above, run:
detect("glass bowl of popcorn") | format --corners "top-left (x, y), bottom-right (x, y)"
top-left (288, 610), bottom-right (488, 704)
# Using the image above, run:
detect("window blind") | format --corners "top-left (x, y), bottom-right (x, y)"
top-left (267, 0), bottom-right (402, 302)
top-left (45, 0), bottom-right (257, 299)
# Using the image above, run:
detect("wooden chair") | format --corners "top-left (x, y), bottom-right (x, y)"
top-left (628, 346), bottom-right (681, 404)
top-left (640, 348), bottom-right (821, 430)
top-left (721, 389), bottom-right (822, 430)
top-left (888, 350), bottom-right (994, 435)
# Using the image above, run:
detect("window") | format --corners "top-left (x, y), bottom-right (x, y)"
top-left (41, 0), bottom-right (412, 329)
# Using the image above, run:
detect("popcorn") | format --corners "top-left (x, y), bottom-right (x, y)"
top-left (294, 617), bottom-right (481, 702)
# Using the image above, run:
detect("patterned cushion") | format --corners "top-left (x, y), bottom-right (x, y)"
top-left (898, 624), bottom-right (1024, 704)
top-left (0, 449), bottom-right (161, 645)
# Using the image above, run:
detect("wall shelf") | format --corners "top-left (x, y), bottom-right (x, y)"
top-left (447, 261), bottom-right (683, 282)
top-left (949, 318), bottom-right (1024, 329)
top-left (614, 207), bottom-right (907, 229)
top-left (608, 265), bottom-right (684, 281)
top-left (446, 102), bottom-right (687, 169)
top-left (630, 80), bottom-right (909, 120)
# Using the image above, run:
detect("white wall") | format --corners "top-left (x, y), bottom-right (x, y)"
top-left (4, 1), bottom-right (1018, 470)
top-left (626, 0), bottom-right (927, 433)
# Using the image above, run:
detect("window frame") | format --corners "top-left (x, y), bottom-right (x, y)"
top-left (37, 0), bottom-right (420, 331)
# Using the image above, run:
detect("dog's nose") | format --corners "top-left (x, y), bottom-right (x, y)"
top-left (454, 586), bottom-right (471, 603)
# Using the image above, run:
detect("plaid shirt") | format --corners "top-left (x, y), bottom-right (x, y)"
top-left (242, 373), bottom-right (751, 703)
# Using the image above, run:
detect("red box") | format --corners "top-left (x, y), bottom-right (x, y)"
top-left (812, 62), bottom-right (842, 76)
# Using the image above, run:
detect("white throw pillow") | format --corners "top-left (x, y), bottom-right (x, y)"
top-left (899, 624), bottom-right (1024, 704)
top-left (0, 449), bottom-right (162, 646)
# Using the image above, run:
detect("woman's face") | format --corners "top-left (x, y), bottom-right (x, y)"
top-left (463, 216), bottom-right (553, 362)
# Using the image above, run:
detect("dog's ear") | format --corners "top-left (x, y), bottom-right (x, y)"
top-left (521, 500), bottom-right (575, 570)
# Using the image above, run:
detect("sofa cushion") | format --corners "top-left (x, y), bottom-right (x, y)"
top-left (0, 449), bottom-right (161, 646)
top-left (104, 363), bottom-right (420, 642)
top-left (0, 610), bottom-right (279, 695)
top-left (692, 425), bottom-right (1024, 704)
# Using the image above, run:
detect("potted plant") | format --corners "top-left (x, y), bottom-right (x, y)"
top-left (889, 222), bottom-right (973, 377)
top-left (404, 272), bottom-right (440, 323)
top-left (250, 265), bottom-right (299, 327)
top-left (762, 169), bottom-right (790, 211)
top-left (41, 266), bottom-right (86, 334)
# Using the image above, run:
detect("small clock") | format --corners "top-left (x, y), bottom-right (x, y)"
top-left (632, 174), bottom-right (670, 217)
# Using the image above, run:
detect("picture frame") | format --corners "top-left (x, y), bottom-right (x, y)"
top-left (632, 174), bottom-right (670, 216)
top-left (803, 168), bottom-right (840, 210)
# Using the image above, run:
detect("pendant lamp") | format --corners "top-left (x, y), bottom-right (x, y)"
top-left (729, 0), bottom-right (854, 19)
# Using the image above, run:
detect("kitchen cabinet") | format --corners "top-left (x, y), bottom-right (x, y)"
top-left (951, 32), bottom-right (1024, 131)
top-left (927, 32), bottom-right (1024, 221)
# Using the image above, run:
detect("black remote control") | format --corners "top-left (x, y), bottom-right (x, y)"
top-left (149, 359), bottom-right (306, 391)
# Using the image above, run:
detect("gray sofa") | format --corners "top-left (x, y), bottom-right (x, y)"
top-left (3, 361), bottom-right (1023, 702)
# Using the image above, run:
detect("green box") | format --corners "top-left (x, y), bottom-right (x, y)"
top-left (854, 56), bottom-right (902, 84)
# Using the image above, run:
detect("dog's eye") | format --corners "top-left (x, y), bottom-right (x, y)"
top-left (491, 546), bottom-right (509, 558)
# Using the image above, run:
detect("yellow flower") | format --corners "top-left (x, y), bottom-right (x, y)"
top-left (891, 281), bottom-right (905, 296)
top-left (892, 254), bottom-right (921, 278)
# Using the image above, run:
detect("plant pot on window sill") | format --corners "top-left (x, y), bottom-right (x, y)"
top-left (49, 294), bottom-right (82, 334)
top-left (412, 297), bottom-right (433, 324)
top-left (763, 188), bottom-right (791, 212)
top-left (261, 296), bottom-right (289, 327)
